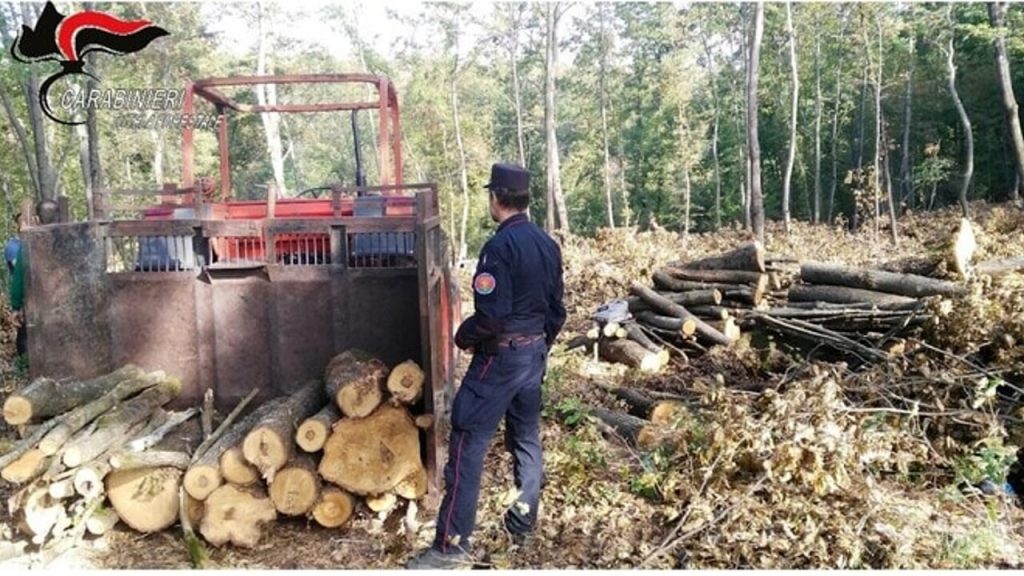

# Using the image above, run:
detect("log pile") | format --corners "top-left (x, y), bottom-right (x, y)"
top-left (0, 352), bottom-right (431, 551)
top-left (580, 241), bottom-right (968, 369)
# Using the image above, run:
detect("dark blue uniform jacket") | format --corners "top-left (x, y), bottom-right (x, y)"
top-left (455, 213), bottom-right (566, 351)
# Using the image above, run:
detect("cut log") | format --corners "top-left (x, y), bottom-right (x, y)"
top-left (584, 406), bottom-right (656, 447)
top-left (220, 446), bottom-right (258, 486)
top-left (48, 479), bottom-right (75, 500)
top-left (626, 289), bottom-right (722, 313)
top-left (951, 218), bottom-right (977, 277)
top-left (200, 484), bottom-right (277, 548)
top-left (366, 492), bottom-right (398, 514)
top-left (319, 404), bottom-right (422, 496)
top-left (21, 486), bottom-right (64, 542)
top-left (709, 318), bottom-right (742, 341)
top-left (74, 461), bottom-right (111, 499)
top-left (242, 380), bottom-right (325, 482)
top-left (611, 387), bottom-right (690, 422)
top-left (85, 506), bottom-right (119, 536)
top-left (688, 305), bottom-right (731, 320)
top-left (268, 453), bottom-right (321, 516)
top-left (386, 360), bottom-right (425, 405)
top-left (630, 282), bottom-right (734, 347)
top-left (110, 450), bottom-right (191, 471)
top-left (660, 267), bottom-right (766, 286)
top-left (799, 261), bottom-right (967, 298)
top-left (652, 271), bottom-right (759, 296)
top-left (976, 257), bottom-right (1024, 280)
top-left (107, 467), bottom-right (183, 533)
top-left (675, 241), bottom-right (766, 272)
top-left (3, 365), bottom-right (144, 426)
top-left (395, 467), bottom-right (428, 500)
top-left (295, 403), bottom-right (341, 453)
top-left (1, 449), bottom-right (49, 484)
top-left (598, 338), bottom-right (667, 373)
top-left (311, 486), bottom-right (356, 528)
top-left (184, 392), bottom-right (282, 501)
top-left (38, 371), bottom-right (163, 456)
top-left (127, 408), bottom-right (197, 452)
top-left (622, 323), bottom-right (662, 354)
top-left (635, 311), bottom-right (696, 335)
top-left (62, 378), bottom-right (181, 468)
top-left (564, 334), bottom-right (596, 352)
top-left (324, 350), bottom-right (389, 418)
top-left (787, 284), bottom-right (919, 307)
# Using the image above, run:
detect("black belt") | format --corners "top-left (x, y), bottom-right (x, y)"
top-left (495, 333), bottom-right (545, 347)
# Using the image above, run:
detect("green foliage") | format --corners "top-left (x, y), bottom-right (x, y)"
top-left (953, 437), bottom-right (1017, 486)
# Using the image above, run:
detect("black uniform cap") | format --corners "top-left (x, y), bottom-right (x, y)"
top-left (483, 163), bottom-right (530, 192)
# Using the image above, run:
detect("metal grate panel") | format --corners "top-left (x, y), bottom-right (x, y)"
top-left (106, 235), bottom-right (197, 273)
top-left (347, 231), bottom-right (416, 268)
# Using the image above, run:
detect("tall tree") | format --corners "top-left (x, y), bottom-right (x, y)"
top-left (782, 2), bottom-right (798, 234)
top-left (812, 10), bottom-right (822, 224)
top-left (544, 2), bottom-right (570, 233)
top-left (747, 2), bottom-right (765, 242)
top-left (698, 8), bottom-right (722, 230)
top-left (899, 31), bottom-right (914, 209)
top-left (598, 2), bottom-right (614, 229)
top-left (989, 2), bottom-right (1024, 203)
top-left (255, 2), bottom-right (287, 196)
top-left (827, 7), bottom-right (848, 223)
top-left (942, 6), bottom-right (973, 217)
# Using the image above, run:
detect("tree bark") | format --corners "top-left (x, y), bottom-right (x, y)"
top-left (659, 267), bottom-right (766, 286)
top-left (747, 2), bottom-right (766, 242)
top-left (544, 2), bottom-right (570, 232)
top-left (21, 4), bottom-right (56, 202)
top-left (813, 13), bottom-right (822, 224)
top-left (944, 7), bottom-right (973, 218)
top-left (828, 13), bottom-right (847, 222)
top-left (600, 3), bottom-right (614, 228)
top-left (4, 365), bottom-right (144, 426)
top-left (675, 241), bottom-right (766, 272)
top-left (256, 3), bottom-right (287, 195)
top-left (799, 261), bottom-right (966, 297)
top-left (324, 349), bottom-right (388, 418)
top-left (900, 32), bottom-right (915, 208)
top-left (241, 380), bottom-right (325, 482)
top-left (700, 11), bottom-right (723, 230)
top-left (782, 2), bottom-right (798, 233)
top-left (989, 2), bottom-right (1024, 202)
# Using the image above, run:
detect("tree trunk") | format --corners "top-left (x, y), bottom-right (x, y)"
top-left (900, 32), bottom-right (915, 208)
top-left (544, 3), bottom-right (569, 233)
top-left (828, 16), bottom-right (847, 222)
top-left (683, 165), bottom-right (692, 235)
top-left (598, 338), bottom-right (667, 373)
top-left (660, 268), bottom-right (766, 286)
top-left (945, 9), bottom-right (973, 218)
top-left (0, 90), bottom-right (39, 197)
top-left (268, 453), bottom-right (320, 516)
top-left (110, 450), bottom-right (191, 471)
top-left (747, 2), bottom-right (766, 242)
top-left (4, 366), bottom-right (144, 426)
top-left (200, 484), bottom-right (277, 548)
top-left (585, 406), bottom-right (654, 447)
top-left (511, 5), bottom-right (528, 168)
top-left (151, 129), bottom-right (165, 186)
top-left (630, 282), bottom-right (733, 346)
top-left (76, 123), bottom-right (92, 212)
top-left (451, 68), bottom-right (471, 261)
top-left (62, 379), bottom-right (181, 468)
top-left (256, 4), bottom-right (287, 195)
top-left (386, 360), bottom-right (425, 405)
top-left (311, 486), bottom-right (356, 528)
top-left (241, 380), bottom-right (325, 482)
top-left (184, 395), bottom-right (289, 500)
top-left (324, 349), bottom-right (388, 418)
top-left (883, 123), bottom-right (899, 245)
top-left (21, 4), bottom-right (56, 202)
top-left (989, 2), bottom-right (1024, 202)
top-left (700, 14), bottom-right (723, 230)
top-left (799, 261), bottom-right (966, 297)
top-left (626, 289), bottom-right (721, 313)
top-left (36, 372), bottom-right (162, 457)
top-left (319, 404), bottom-right (421, 496)
top-left (782, 2), bottom-right (798, 233)
top-left (976, 256), bottom-right (1024, 279)
top-left (600, 3), bottom-right (614, 228)
top-left (813, 15), bottom-right (822, 224)
top-left (782, 280), bottom-right (921, 305)
top-left (295, 403), bottom-right (341, 453)
top-left (676, 241), bottom-right (766, 272)
top-left (611, 387), bottom-right (688, 424)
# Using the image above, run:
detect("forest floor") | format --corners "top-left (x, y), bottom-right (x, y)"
top-left (1, 201), bottom-right (1023, 568)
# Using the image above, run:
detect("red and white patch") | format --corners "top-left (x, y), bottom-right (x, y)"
top-left (473, 272), bottom-right (496, 295)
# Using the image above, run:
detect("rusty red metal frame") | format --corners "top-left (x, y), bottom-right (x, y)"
top-left (181, 73), bottom-right (404, 199)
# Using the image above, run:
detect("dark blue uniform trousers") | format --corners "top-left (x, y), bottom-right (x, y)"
top-left (434, 337), bottom-right (547, 552)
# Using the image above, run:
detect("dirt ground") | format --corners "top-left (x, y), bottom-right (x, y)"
top-left (1, 202), bottom-right (1023, 569)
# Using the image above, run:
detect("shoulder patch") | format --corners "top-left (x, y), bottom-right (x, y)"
top-left (473, 272), bottom-right (496, 295)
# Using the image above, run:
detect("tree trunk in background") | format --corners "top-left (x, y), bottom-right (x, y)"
top-left (544, 3), bottom-right (569, 233)
top-left (782, 2), bottom-right (798, 234)
top-left (945, 9), bottom-right (973, 218)
top-left (151, 130), bottom-right (165, 186)
top-left (740, 6), bottom-right (751, 231)
top-left (683, 165), bottom-right (691, 235)
top-left (747, 2), bottom-right (765, 242)
top-left (900, 33), bottom-right (914, 210)
top-left (870, 17), bottom-right (883, 245)
top-left (700, 13), bottom-right (722, 230)
top-left (813, 16), bottom-right (822, 224)
top-left (599, 3), bottom-right (614, 228)
top-left (451, 74), bottom-right (470, 262)
top-left (23, 3), bottom-right (56, 203)
top-left (511, 4), bottom-right (527, 169)
top-left (989, 2), bottom-right (1024, 203)
top-left (883, 122), bottom-right (899, 245)
top-left (256, 3), bottom-right (287, 196)
top-left (828, 17), bottom-right (847, 223)
top-left (76, 123), bottom-right (91, 213)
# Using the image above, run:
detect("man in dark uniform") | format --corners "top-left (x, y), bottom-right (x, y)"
top-left (407, 163), bottom-right (566, 569)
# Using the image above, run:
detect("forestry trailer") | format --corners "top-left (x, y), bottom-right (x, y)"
top-left (19, 74), bottom-right (459, 493)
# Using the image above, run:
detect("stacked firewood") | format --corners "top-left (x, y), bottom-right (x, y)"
top-left (581, 241), bottom-right (970, 370)
top-left (0, 366), bottom-right (187, 546)
top-left (0, 352), bottom-right (430, 550)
